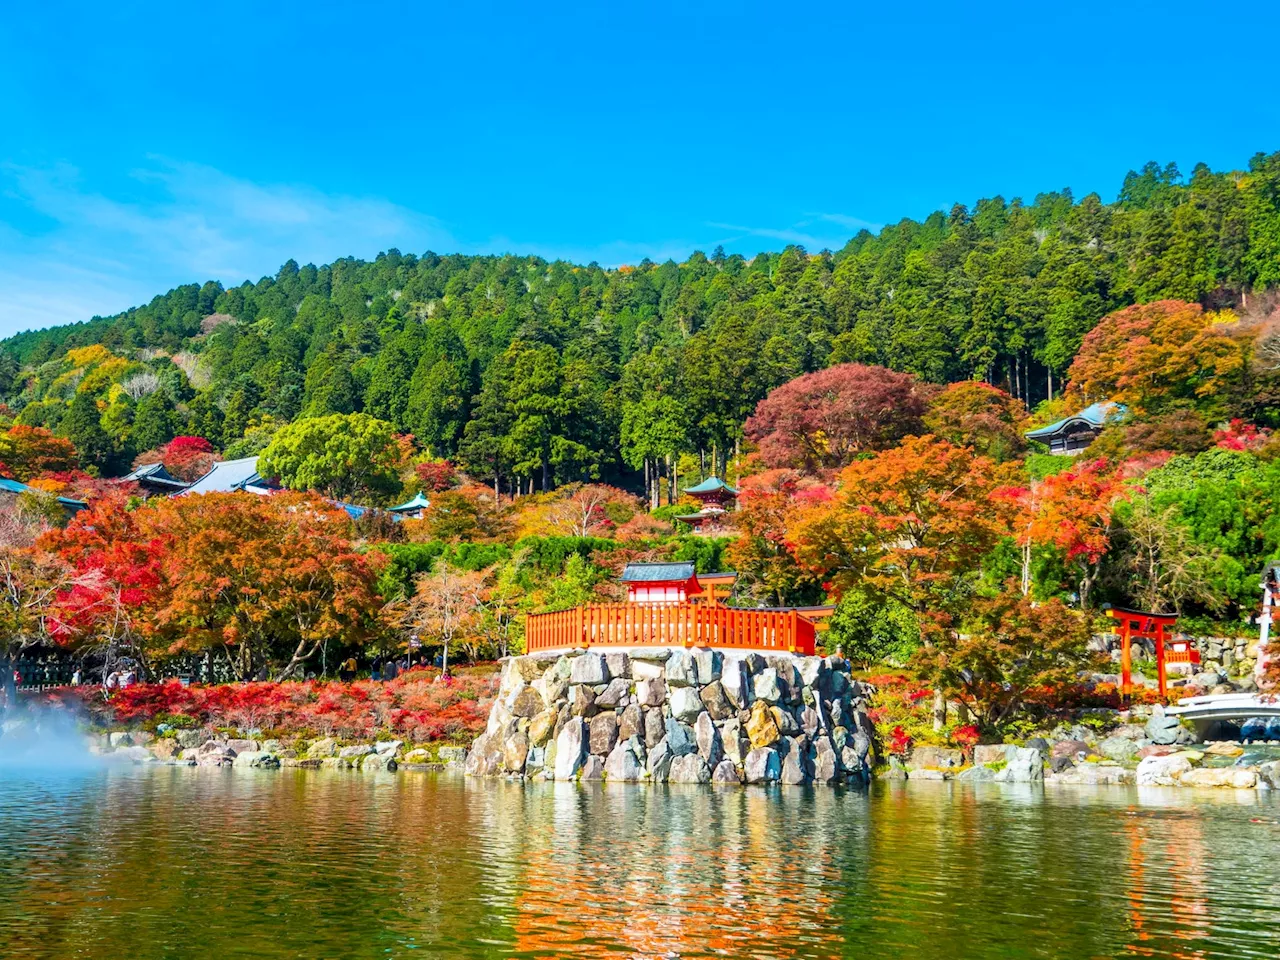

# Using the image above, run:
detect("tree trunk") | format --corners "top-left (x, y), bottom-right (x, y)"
top-left (441, 640), bottom-right (450, 678)
top-left (666, 453), bottom-right (674, 506)
top-left (1020, 542), bottom-right (1032, 596)
top-left (1, 652), bottom-right (16, 712)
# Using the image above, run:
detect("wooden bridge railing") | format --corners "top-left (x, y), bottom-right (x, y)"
top-left (525, 603), bottom-right (817, 656)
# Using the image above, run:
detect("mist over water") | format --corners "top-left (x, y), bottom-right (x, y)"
top-left (0, 702), bottom-right (103, 772)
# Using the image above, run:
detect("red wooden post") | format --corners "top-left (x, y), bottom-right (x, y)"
top-left (1120, 619), bottom-right (1132, 696)
top-left (1155, 621), bottom-right (1168, 699)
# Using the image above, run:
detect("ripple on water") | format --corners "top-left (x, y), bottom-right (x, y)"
top-left (1, 769), bottom-right (1280, 959)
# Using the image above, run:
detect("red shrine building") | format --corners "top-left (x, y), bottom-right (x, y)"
top-left (674, 476), bottom-right (739, 532)
top-left (619, 562), bottom-right (704, 604)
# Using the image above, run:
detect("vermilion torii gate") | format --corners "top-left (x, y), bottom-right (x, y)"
top-left (1104, 606), bottom-right (1199, 698)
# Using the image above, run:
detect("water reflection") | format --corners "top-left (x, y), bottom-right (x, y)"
top-left (1, 769), bottom-right (1279, 959)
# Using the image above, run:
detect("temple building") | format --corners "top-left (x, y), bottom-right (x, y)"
top-left (182, 456), bottom-right (279, 496)
top-left (388, 492), bottom-right (431, 519)
top-left (1024, 400), bottom-right (1126, 455)
top-left (619, 562), bottom-right (704, 604)
top-left (120, 462), bottom-right (191, 497)
top-left (674, 476), bottom-right (739, 532)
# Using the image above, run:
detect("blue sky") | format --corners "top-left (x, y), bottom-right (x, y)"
top-left (1, 1), bottom-right (1278, 336)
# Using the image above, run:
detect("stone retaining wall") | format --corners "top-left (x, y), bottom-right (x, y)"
top-left (465, 647), bottom-right (875, 785)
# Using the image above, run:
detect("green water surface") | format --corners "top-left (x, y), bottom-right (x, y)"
top-left (2, 765), bottom-right (1279, 959)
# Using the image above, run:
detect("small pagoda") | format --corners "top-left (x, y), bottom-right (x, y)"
top-left (388, 492), bottom-right (431, 519)
top-left (674, 476), bottom-right (738, 531)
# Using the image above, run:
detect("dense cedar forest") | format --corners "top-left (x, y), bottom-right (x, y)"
top-left (3, 151), bottom-right (1280, 495)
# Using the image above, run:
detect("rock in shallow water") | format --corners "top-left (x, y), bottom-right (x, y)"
top-left (668, 754), bottom-right (711, 783)
top-left (554, 718), bottom-right (587, 780)
top-left (745, 747), bottom-right (781, 783)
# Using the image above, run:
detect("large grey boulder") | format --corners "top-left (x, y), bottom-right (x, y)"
top-left (669, 754), bottom-right (712, 783)
top-left (339, 744), bottom-right (374, 760)
top-left (644, 708), bottom-right (666, 749)
top-left (781, 736), bottom-right (812, 785)
top-left (812, 736), bottom-right (841, 784)
top-left (695, 712), bottom-right (723, 767)
top-left (665, 650), bottom-right (696, 686)
top-left (554, 718), bottom-right (588, 780)
top-left (907, 746), bottom-right (964, 770)
top-left (745, 747), bottom-right (782, 783)
top-left (1145, 707), bottom-right (1186, 746)
top-left (605, 652), bottom-right (631, 681)
top-left (534, 673), bottom-right (569, 708)
top-left (503, 732), bottom-right (530, 773)
top-left (604, 736), bottom-right (646, 781)
top-left (670, 686), bottom-right (705, 723)
top-left (570, 653), bottom-right (609, 685)
top-left (232, 751), bottom-right (279, 769)
top-left (753, 668), bottom-right (783, 704)
top-left (797, 656), bottom-right (826, 687)
top-left (994, 746), bottom-right (1044, 783)
top-left (711, 759), bottom-right (742, 784)
top-left (175, 729), bottom-right (205, 750)
top-left (594, 678), bottom-right (630, 709)
top-left (766, 658), bottom-right (803, 703)
top-left (618, 704), bottom-right (644, 741)
top-left (465, 733), bottom-right (503, 776)
top-left (1097, 736), bottom-right (1139, 764)
top-left (306, 737), bottom-right (338, 759)
top-left (664, 718), bottom-right (697, 757)
top-left (362, 754), bottom-right (397, 772)
top-left (957, 765), bottom-right (996, 782)
top-left (1258, 760), bottom-right (1280, 788)
top-left (721, 718), bottom-right (749, 765)
top-left (699, 681), bottom-right (735, 720)
top-left (691, 648), bottom-right (723, 685)
top-left (1136, 753), bottom-right (1193, 786)
top-left (841, 745), bottom-right (867, 777)
top-left (721, 659), bottom-right (752, 709)
top-left (589, 713), bottom-right (619, 757)
top-left (635, 677), bottom-right (667, 707)
top-left (646, 737), bottom-right (674, 781)
top-left (581, 755), bottom-right (605, 781)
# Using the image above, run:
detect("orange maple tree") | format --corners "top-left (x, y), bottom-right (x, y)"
top-left (1065, 299), bottom-right (1250, 415)
top-left (788, 435), bottom-right (1017, 636)
top-left (997, 458), bottom-right (1128, 606)
top-left (129, 492), bottom-right (383, 680)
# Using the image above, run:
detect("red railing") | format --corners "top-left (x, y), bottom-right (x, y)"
top-left (524, 603), bottom-right (816, 656)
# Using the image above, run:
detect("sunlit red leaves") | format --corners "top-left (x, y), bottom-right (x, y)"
top-left (1066, 300), bottom-right (1250, 414)
top-left (787, 435), bottom-right (1017, 619)
top-left (1000, 458), bottom-right (1127, 564)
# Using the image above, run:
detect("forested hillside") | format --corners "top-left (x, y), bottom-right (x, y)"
top-left (3, 151), bottom-right (1280, 492)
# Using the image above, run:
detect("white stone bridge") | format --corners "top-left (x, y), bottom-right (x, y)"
top-left (1165, 692), bottom-right (1280, 734)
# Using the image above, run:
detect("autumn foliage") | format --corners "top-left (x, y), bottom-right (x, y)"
top-left (788, 435), bottom-right (1016, 636)
top-left (744, 363), bottom-right (929, 471)
top-left (1066, 300), bottom-right (1250, 415)
top-left (58, 670), bottom-right (497, 743)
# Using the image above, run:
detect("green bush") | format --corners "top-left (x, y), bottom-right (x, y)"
top-left (826, 593), bottom-right (920, 667)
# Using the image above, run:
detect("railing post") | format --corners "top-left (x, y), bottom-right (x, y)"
top-left (789, 609), bottom-right (798, 654)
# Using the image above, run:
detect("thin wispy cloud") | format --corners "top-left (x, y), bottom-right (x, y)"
top-left (706, 212), bottom-right (881, 252)
top-left (0, 159), bottom-right (456, 336)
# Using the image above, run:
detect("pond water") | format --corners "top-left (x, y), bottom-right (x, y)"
top-left (2, 765), bottom-right (1280, 959)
